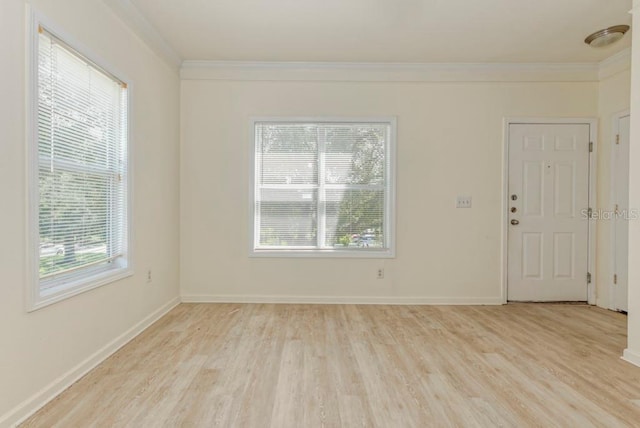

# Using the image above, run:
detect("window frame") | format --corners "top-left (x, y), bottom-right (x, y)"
top-left (26, 10), bottom-right (134, 311)
top-left (249, 117), bottom-right (397, 258)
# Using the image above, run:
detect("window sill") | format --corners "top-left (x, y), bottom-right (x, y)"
top-left (250, 248), bottom-right (395, 258)
top-left (28, 267), bottom-right (133, 312)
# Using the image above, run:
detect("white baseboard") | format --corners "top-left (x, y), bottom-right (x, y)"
top-left (0, 296), bottom-right (181, 428)
top-left (622, 348), bottom-right (640, 368)
top-left (181, 294), bottom-right (503, 305)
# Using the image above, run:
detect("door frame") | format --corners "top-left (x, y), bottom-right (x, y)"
top-left (609, 109), bottom-right (630, 310)
top-left (501, 117), bottom-right (598, 304)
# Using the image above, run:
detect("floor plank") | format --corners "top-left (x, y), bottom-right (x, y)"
top-left (21, 303), bottom-right (640, 427)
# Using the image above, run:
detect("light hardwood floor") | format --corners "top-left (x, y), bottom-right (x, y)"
top-left (22, 303), bottom-right (640, 427)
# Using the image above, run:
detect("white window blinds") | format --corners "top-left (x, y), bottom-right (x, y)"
top-left (36, 27), bottom-right (128, 289)
top-left (253, 120), bottom-right (394, 254)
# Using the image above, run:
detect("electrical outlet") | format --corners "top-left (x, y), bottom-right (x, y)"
top-left (146, 269), bottom-right (152, 283)
top-left (377, 268), bottom-right (384, 279)
top-left (456, 196), bottom-right (472, 208)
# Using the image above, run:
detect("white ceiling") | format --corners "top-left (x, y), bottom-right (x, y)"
top-left (129, 0), bottom-right (632, 63)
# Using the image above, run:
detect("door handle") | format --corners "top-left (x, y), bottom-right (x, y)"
top-left (511, 219), bottom-right (519, 225)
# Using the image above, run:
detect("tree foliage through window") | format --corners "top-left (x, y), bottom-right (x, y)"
top-left (254, 120), bottom-right (392, 253)
top-left (37, 29), bottom-right (127, 283)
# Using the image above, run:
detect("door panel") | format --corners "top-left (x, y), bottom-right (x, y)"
top-left (554, 162), bottom-right (575, 216)
top-left (508, 124), bottom-right (590, 301)
top-left (523, 162), bottom-right (544, 216)
top-left (522, 233), bottom-right (543, 279)
top-left (553, 233), bottom-right (574, 279)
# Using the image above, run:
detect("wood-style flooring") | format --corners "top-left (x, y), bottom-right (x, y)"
top-left (22, 303), bottom-right (640, 427)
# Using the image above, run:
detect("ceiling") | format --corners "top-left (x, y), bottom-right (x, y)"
top-left (129, 0), bottom-right (632, 63)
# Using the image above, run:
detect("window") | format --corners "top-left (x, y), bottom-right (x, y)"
top-left (28, 22), bottom-right (130, 309)
top-left (251, 118), bottom-right (396, 257)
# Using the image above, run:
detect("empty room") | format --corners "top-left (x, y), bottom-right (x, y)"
top-left (3, 0), bottom-right (640, 426)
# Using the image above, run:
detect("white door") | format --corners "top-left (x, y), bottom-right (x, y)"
top-left (508, 123), bottom-right (591, 301)
top-left (613, 114), bottom-right (630, 312)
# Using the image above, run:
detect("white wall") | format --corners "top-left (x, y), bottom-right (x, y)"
top-left (0, 0), bottom-right (181, 425)
top-left (596, 68), bottom-right (631, 309)
top-left (624, 0), bottom-right (640, 367)
top-left (180, 78), bottom-right (598, 303)
top-left (0, 1), bottom-right (633, 423)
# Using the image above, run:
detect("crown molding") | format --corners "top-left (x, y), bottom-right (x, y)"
top-left (102, 0), bottom-right (182, 70)
top-left (180, 60), bottom-right (600, 82)
top-left (598, 47), bottom-right (631, 80)
top-left (97, 0), bottom-right (629, 83)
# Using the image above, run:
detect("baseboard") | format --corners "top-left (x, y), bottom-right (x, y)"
top-left (0, 296), bottom-right (181, 428)
top-left (181, 294), bottom-right (503, 305)
top-left (622, 348), bottom-right (640, 368)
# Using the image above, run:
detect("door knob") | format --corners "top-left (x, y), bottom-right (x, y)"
top-left (511, 219), bottom-right (519, 225)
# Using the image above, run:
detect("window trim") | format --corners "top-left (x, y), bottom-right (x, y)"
top-left (249, 117), bottom-right (397, 258)
top-left (26, 9), bottom-right (134, 312)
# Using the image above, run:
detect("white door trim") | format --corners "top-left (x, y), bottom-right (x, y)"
top-left (501, 117), bottom-right (598, 304)
top-left (609, 109), bottom-right (631, 311)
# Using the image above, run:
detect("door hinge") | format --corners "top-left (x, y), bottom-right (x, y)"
top-left (587, 272), bottom-right (592, 284)
top-left (616, 134), bottom-right (620, 145)
top-left (615, 204), bottom-right (619, 215)
top-left (589, 142), bottom-right (594, 152)
top-left (587, 207), bottom-right (593, 218)
top-left (614, 274), bottom-right (618, 284)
